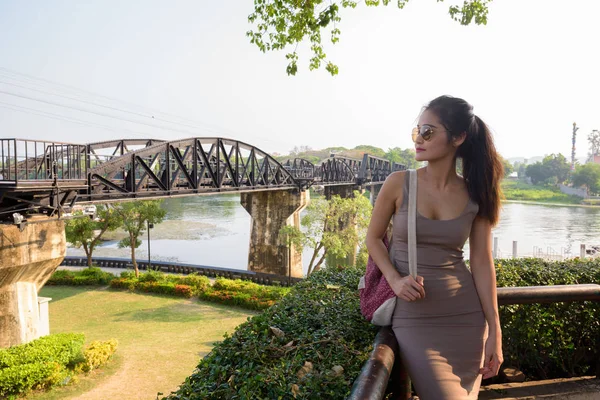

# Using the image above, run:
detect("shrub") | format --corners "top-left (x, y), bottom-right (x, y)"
top-left (212, 278), bottom-right (290, 300)
top-left (47, 268), bottom-right (114, 286)
top-left (0, 333), bottom-right (86, 398)
top-left (164, 266), bottom-right (375, 399)
top-left (46, 270), bottom-right (75, 285)
top-left (178, 274), bottom-right (211, 293)
top-left (120, 270), bottom-right (137, 279)
top-left (175, 285), bottom-right (193, 298)
top-left (167, 259), bottom-right (600, 399)
top-left (0, 333), bottom-right (85, 369)
top-left (138, 270), bottom-right (165, 283)
top-left (80, 340), bottom-right (118, 373)
top-left (198, 288), bottom-right (276, 310)
top-left (493, 257), bottom-right (600, 379)
top-left (109, 278), bottom-right (137, 291)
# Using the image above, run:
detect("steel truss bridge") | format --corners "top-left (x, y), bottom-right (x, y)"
top-left (0, 138), bottom-right (405, 218)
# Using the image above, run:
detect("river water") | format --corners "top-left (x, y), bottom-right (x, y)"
top-left (67, 194), bottom-right (600, 275)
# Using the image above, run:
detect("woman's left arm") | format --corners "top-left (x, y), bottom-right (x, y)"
top-left (469, 216), bottom-right (503, 379)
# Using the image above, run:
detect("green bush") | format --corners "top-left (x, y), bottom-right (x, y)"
top-left (493, 258), bottom-right (600, 379)
top-left (166, 259), bottom-right (600, 399)
top-left (212, 278), bottom-right (290, 300)
top-left (47, 268), bottom-right (114, 286)
top-left (120, 270), bottom-right (137, 279)
top-left (0, 333), bottom-right (86, 398)
top-left (0, 333), bottom-right (85, 369)
top-left (138, 270), bottom-right (164, 283)
top-left (178, 274), bottom-right (211, 294)
top-left (164, 266), bottom-right (376, 399)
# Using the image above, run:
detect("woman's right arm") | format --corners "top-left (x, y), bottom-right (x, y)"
top-left (365, 171), bottom-right (425, 301)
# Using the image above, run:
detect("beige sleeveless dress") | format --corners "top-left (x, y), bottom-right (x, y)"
top-left (391, 176), bottom-right (487, 400)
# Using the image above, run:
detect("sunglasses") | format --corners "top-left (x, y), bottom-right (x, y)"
top-left (411, 125), bottom-right (436, 143)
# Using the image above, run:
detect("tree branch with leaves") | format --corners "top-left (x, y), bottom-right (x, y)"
top-left (247, 0), bottom-right (493, 75)
top-left (280, 190), bottom-right (372, 276)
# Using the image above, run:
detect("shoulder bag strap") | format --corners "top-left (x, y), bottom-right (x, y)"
top-left (407, 169), bottom-right (418, 279)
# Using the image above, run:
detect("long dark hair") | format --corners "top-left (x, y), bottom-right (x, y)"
top-left (425, 95), bottom-right (504, 226)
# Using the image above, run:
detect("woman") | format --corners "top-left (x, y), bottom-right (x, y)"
top-left (365, 95), bottom-right (504, 399)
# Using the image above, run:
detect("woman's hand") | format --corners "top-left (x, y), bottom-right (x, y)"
top-left (479, 329), bottom-right (503, 379)
top-left (390, 275), bottom-right (425, 301)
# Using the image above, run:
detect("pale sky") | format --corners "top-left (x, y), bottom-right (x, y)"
top-left (0, 0), bottom-right (598, 160)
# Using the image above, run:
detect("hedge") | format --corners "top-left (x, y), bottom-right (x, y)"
top-left (106, 272), bottom-right (289, 308)
top-left (494, 257), bottom-right (600, 379)
top-left (165, 258), bottom-right (600, 399)
top-left (0, 333), bottom-right (117, 398)
top-left (48, 269), bottom-right (289, 310)
top-left (164, 266), bottom-right (376, 399)
top-left (47, 267), bottom-right (115, 286)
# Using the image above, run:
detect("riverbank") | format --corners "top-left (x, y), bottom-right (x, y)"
top-left (503, 199), bottom-right (600, 208)
top-left (501, 180), bottom-right (585, 205)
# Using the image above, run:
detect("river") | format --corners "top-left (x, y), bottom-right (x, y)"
top-left (66, 194), bottom-right (600, 275)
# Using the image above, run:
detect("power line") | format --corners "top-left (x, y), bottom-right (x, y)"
top-left (0, 79), bottom-right (237, 136)
top-left (0, 101), bottom-right (153, 138)
top-left (0, 67), bottom-right (237, 135)
top-left (0, 89), bottom-right (214, 137)
top-left (0, 66), bottom-right (293, 150)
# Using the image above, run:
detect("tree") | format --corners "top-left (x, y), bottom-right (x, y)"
top-left (247, 1), bottom-right (492, 75)
top-left (525, 154), bottom-right (572, 185)
top-left (541, 154), bottom-right (571, 184)
top-left (572, 163), bottom-right (600, 195)
top-left (525, 163), bottom-right (547, 185)
top-left (385, 147), bottom-right (420, 169)
top-left (354, 145), bottom-right (386, 158)
top-left (500, 156), bottom-right (514, 178)
top-left (65, 205), bottom-right (121, 267)
top-left (281, 191), bottom-right (372, 276)
top-left (114, 200), bottom-right (167, 277)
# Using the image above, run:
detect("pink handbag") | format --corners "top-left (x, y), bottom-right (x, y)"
top-left (358, 169), bottom-right (418, 326)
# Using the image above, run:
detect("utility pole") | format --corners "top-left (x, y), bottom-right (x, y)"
top-left (571, 122), bottom-right (579, 171)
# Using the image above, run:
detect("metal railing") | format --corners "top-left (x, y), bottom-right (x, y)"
top-left (348, 284), bottom-right (600, 400)
top-left (0, 139), bottom-right (87, 182)
top-left (61, 255), bottom-right (303, 286)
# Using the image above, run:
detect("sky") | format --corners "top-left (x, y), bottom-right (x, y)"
top-left (0, 0), bottom-right (599, 161)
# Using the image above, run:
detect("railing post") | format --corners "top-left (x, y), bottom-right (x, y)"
top-left (512, 241), bottom-right (518, 258)
top-left (580, 244), bottom-right (586, 259)
top-left (493, 236), bottom-right (498, 259)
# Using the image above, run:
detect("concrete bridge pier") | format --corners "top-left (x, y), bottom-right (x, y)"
top-left (241, 189), bottom-right (309, 278)
top-left (368, 184), bottom-right (383, 206)
top-left (0, 217), bottom-right (65, 348)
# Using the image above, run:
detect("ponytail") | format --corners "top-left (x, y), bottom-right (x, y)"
top-left (425, 96), bottom-right (504, 226)
top-left (458, 115), bottom-right (504, 225)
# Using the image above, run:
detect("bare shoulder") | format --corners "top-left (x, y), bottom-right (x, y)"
top-left (385, 170), bottom-right (407, 186)
top-left (377, 170), bottom-right (407, 213)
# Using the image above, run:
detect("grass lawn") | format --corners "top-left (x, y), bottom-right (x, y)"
top-left (28, 286), bottom-right (255, 400)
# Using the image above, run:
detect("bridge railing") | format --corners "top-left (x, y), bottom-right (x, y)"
top-left (0, 139), bottom-right (87, 182)
top-left (348, 284), bottom-right (600, 400)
